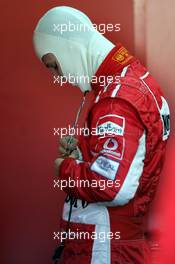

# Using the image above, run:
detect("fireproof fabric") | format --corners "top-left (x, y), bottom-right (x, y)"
top-left (59, 45), bottom-right (170, 263)
top-left (33, 6), bottom-right (114, 92)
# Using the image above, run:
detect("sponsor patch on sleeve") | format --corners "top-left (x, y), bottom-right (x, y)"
top-left (101, 137), bottom-right (125, 160)
top-left (112, 46), bottom-right (133, 65)
top-left (91, 156), bottom-right (120, 181)
top-left (96, 114), bottom-right (125, 137)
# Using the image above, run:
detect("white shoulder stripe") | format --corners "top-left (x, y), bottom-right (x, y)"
top-left (111, 84), bottom-right (121, 98)
top-left (111, 65), bottom-right (129, 98)
top-left (140, 71), bottom-right (149, 80)
top-left (121, 65), bottom-right (130, 77)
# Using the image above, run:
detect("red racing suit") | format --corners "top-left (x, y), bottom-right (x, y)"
top-left (58, 44), bottom-right (170, 264)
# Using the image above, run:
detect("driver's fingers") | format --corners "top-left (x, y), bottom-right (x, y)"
top-left (58, 145), bottom-right (68, 155)
top-left (60, 136), bottom-right (78, 150)
top-left (59, 137), bottom-right (68, 148)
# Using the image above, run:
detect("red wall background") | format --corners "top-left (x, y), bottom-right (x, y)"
top-left (0, 1), bottom-right (134, 263)
top-left (146, 1), bottom-right (175, 262)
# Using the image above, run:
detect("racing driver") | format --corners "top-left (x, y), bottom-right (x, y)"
top-left (33, 6), bottom-right (170, 264)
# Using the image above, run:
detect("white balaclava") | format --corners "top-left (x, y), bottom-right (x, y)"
top-left (33, 6), bottom-right (115, 92)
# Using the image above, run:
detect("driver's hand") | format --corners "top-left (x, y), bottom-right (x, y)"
top-left (58, 136), bottom-right (78, 157)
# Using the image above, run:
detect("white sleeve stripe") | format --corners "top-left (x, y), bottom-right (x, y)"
top-left (111, 131), bottom-right (146, 205)
top-left (97, 131), bottom-right (146, 206)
